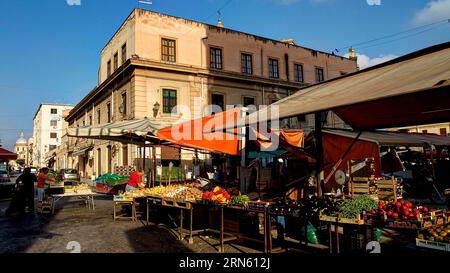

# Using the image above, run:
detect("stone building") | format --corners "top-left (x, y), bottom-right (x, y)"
top-left (65, 9), bottom-right (358, 179)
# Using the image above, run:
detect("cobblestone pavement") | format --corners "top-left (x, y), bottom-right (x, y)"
top-left (0, 194), bottom-right (447, 254)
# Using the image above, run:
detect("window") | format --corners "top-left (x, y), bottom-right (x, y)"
top-left (121, 92), bottom-right (127, 116)
top-left (315, 67), bottom-right (324, 82)
top-left (89, 115), bottom-right (92, 126)
top-left (121, 43), bottom-right (127, 64)
top-left (243, 97), bottom-right (255, 107)
top-left (82, 120), bottom-right (85, 127)
top-left (241, 53), bottom-right (252, 75)
top-left (422, 130), bottom-right (428, 134)
top-left (107, 60), bottom-right (111, 77)
top-left (50, 120), bottom-right (58, 127)
top-left (440, 128), bottom-right (447, 136)
top-left (294, 64), bottom-right (304, 83)
top-left (161, 38), bottom-right (176, 62)
top-left (107, 103), bottom-right (111, 123)
top-left (50, 133), bottom-right (57, 139)
top-left (297, 114), bottom-right (306, 122)
top-left (211, 94), bottom-right (224, 112)
top-left (268, 58), bottom-right (279, 79)
top-left (113, 52), bottom-right (119, 70)
top-left (163, 89), bottom-right (177, 114)
top-left (49, 145), bottom-right (57, 151)
top-left (210, 47), bottom-right (223, 70)
top-left (97, 109), bottom-right (101, 124)
top-left (51, 109), bottom-right (57, 114)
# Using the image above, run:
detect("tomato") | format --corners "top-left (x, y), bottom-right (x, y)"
top-left (406, 202), bottom-right (413, 208)
top-left (392, 212), bottom-right (399, 219)
top-left (402, 216), bottom-right (408, 220)
top-left (395, 202), bottom-right (401, 207)
top-left (387, 211), bottom-right (393, 216)
top-left (422, 207), bottom-right (429, 213)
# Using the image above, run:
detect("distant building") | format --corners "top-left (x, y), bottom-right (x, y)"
top-left (13, 132), bottom-right (29, 166)
top-left (65, 9), bottom-right (358, 178)
top-left (33, 104), bottom-right (74, 167)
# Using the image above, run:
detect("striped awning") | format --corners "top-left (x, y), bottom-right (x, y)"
top-left (67, 118), bottom-right (169, 145)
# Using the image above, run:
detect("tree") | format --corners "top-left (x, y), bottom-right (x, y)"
top-left (16, 159), bottom-right (25, 166)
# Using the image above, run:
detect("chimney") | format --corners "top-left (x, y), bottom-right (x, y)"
top-left (217, 18), bottom-right (224, 28)
top-left (348, 47), bottom-right (358, 62)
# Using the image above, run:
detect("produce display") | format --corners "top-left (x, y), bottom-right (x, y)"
top-left (418, 223), bottom-right (450, 243)
top-left (333, 195), bottom-right (378, 219)
top-left (116, 183), bottom-right (204, 201)
top-left (202, 186), bottom-right (232, 204)
top-left (229, 195), bottom-right (251, 207)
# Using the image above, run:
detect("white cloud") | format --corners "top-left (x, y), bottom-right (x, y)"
top-left (345, 53), bottom-right (398, 69)
top-left (66, 0), bottom-right (81, 6)
top-left (414, 0), bottom-right (450, 24)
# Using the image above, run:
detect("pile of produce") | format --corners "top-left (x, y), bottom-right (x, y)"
top-left (229, 195), bottom-right (251, 207)
top-left (333, 195), bottom-right (378, 219)
top-left (367, 200), bottom-right (430, 221)
top-left (96, 173), bottom-right (130, 187)
top-left (172, 187), bottom-right (204, 202)
top-left (418, 223), bottom-right (450, 243)
top-left (202, 186), bottom-right (232, 204)
top-left (66, 183), bottom-right (92, 194)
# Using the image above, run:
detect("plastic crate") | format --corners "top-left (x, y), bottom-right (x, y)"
top-left (416, 238), bottom-right (450, 252)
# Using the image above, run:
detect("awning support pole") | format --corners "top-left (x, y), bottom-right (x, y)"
top-left (315, 112), bottom-right (324, 197)
top-left (324, 131), bottom-right (363, 184)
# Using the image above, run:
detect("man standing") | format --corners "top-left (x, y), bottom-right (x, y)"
top-left (14, 167), bottom-right (37, 214)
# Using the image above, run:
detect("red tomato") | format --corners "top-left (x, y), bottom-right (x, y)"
top-left (392, 213), bottom-right (399, 219)
top-left (422, 207), bottom-right (429, 213)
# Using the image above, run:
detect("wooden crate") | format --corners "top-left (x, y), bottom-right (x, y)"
top-left (349, 177), bottom-right (371, 196)
top-left (162, 198), bottom-right (192, 209)
top-left (377, 177), bottom-right (399, 201)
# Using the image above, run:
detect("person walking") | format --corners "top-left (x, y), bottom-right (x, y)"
top-left (15, 167), bottom-right (37, 214)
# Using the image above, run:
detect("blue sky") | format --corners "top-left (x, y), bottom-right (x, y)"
top-left (0, 0), bottom-right (449, 150)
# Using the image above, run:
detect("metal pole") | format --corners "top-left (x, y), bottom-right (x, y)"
top-left (315, 112), bottom-right (324, 197)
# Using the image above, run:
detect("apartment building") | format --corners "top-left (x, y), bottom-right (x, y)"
top-left (33, 104), bottom-right (74, 167)
top-left (65, 9), bottom-right (357, 178)
top-left (392, 123), bottom-right (450, 136)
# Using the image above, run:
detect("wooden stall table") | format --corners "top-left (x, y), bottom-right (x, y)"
top-left (146, 196), bottom-right (196, 245)
top-left (113, 197), bottom-right (137, 221)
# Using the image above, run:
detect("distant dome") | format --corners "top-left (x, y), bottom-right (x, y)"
top-left (15, 132), bottom-right (27, 145)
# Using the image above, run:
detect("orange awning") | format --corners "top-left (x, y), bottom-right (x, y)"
top-left (157, 108), bottom-right (241, 155)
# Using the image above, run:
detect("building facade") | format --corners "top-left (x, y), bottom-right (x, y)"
top-left (65, 9), bottom-right (358, 179)
top-left (33, 104), bottom-right (74, 168)
top-left (392, 122), bottom-right (450, 136)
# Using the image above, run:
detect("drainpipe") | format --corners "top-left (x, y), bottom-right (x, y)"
top-left (262, 86), bottom-right (265, 106)
top-left (201, 78), bottom-right (204, 117)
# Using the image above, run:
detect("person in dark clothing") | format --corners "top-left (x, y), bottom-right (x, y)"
top-left (15, 168), bottom-right (37, 214)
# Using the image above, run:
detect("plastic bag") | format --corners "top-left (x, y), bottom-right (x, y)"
top-left (376, 228), bottom-right (382, 241)
top-left (300, 223), bottom-right (319, 244)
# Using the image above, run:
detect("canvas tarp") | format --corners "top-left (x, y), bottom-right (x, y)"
top-left (0, 147), bottom-right (17, 161)
top-left (213, 42), bottom-right (450, 131)
top-left (321, 129), bottom-right (450, 190)
top-left (157, 108), bottom-right (241, 155)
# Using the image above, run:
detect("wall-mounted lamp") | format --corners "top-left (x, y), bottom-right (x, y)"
top-left (152, 102), bottom-right (160, 118)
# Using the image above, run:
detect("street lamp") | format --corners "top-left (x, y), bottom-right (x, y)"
top-left (152, 102), bottom-right (160, 118)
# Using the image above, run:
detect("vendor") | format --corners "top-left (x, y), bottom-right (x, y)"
top-left (125, 169), bottom-right (146, 192)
